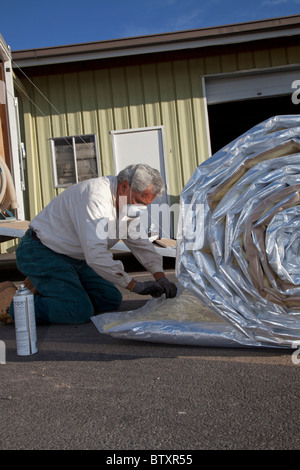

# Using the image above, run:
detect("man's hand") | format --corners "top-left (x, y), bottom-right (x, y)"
top-left (130, 280), bottom-right (165, 298)
top-left (156, 277), bottom-right (177, 298)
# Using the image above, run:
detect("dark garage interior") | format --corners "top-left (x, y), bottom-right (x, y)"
top-left (208, 94), bottom-right (300, 154)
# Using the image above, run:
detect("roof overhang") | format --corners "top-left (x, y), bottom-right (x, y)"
top-left (0, 33), bottom-right (11, 62)
top-left (11, 15), bottom-right (300, 68)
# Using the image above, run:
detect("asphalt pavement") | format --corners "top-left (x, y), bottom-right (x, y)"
top-left (0, 253), bottom-right (299, 452)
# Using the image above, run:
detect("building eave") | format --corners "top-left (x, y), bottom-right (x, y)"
top-left (0, 33), bottom-right (11, 62)
top-left (11, 14), bottom-right (300, 68)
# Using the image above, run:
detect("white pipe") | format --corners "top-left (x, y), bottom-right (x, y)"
top-left (0, 155), bottom-right (19, 212)
top-left (0, 161), bottom-right (7, 204)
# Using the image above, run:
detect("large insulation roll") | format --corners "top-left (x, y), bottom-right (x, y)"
top-left (93, 116), bottom-right (300, 348)
top-left (176, 115), bottom-right (300, 348)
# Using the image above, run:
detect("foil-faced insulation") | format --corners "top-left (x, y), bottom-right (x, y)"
top-left (93, 116), bottom-right (300, 348)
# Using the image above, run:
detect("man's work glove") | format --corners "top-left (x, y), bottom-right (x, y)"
top-left (156, 277), bottom-right (177, 298)
top-left (130, 280), bottom-right (165, 298)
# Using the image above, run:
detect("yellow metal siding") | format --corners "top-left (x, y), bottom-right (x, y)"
top-left (17, 43), bottom-right (299, 222)
top-left (94, 69), bottom-right (116, 175)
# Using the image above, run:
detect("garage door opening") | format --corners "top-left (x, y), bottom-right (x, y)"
top-left (208, 95), bottom-right (299, 154)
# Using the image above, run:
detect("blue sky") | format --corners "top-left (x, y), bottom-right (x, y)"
top-left (1, 0), bottom-right (300, 51)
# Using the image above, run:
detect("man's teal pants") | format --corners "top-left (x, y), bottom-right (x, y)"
top-left (9, 229), bottom-right (122, 324)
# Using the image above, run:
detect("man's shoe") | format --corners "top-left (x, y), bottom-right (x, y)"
top-left (0, 281), bottom-right (17, 325)
top-left (24, 277), bottom-right (40, 295)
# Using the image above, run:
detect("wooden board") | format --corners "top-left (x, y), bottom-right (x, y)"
top-left (0, 220), bottom-right (29, 242)
top-left (154, 238), bottom-right (176, 248)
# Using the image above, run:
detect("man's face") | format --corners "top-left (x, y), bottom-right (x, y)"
top-left (117, 180), bottom-right (157, 208)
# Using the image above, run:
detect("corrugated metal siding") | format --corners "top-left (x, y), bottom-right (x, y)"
top-left (17, 43), bottom-right (300, 221)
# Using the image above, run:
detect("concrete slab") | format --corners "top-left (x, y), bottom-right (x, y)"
top-left (0, 255), bottom-right (299, 451)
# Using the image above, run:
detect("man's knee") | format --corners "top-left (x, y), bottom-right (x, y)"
top-left (92, 285), bottom-right (123, 313)
top-left (111, 288), bottom-right (122, 309)
top-left (70, 296), bottom-right (95, 323)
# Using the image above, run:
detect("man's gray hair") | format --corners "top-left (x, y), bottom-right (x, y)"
top-left (117, 164), bottom-right (165, 196)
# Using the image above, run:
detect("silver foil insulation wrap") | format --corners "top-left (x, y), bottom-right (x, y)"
top-left (93, 115), bottom-right (300, 348)
top-left (177, 115), bottom-right (300, 348)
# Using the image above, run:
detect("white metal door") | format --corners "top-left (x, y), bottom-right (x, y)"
top-left (111, 126), bottom-right (172, 238)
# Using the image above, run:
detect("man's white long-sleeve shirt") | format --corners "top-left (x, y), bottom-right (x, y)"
top-left (30, 176), bottom-right (163, 288)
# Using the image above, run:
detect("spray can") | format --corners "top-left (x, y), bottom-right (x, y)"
top-left (13, 284), bottom-right (38, 356)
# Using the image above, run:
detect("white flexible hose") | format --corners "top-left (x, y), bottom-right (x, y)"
top-left (0, 161), bottom-right (7, 204)
top-left (0, 155), bottom-right (19, 212)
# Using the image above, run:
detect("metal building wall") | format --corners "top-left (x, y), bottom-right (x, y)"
top-left (17, 43), bottom-right (300, 221)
